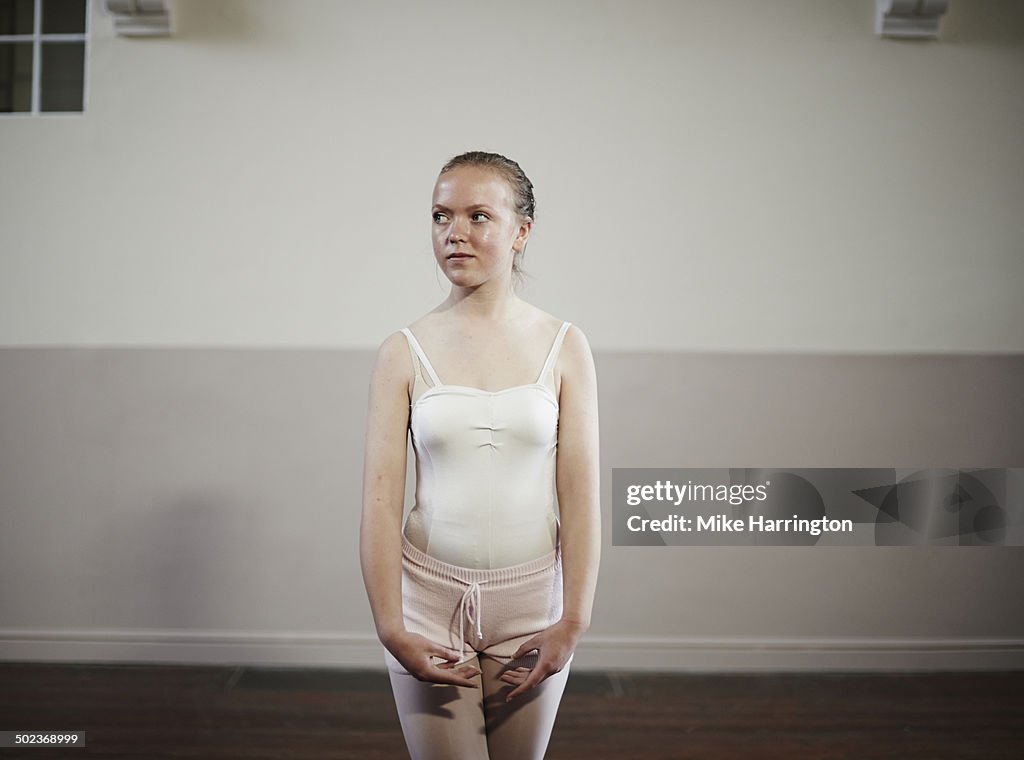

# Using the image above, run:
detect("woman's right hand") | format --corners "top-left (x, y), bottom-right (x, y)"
top-left (385, 630), bottom-right (481, 687)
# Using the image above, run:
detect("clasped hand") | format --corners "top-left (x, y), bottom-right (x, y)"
top-left (385, 630), bottom-right (482, 687)
top-left (499, 618), bottom-right (584, 702)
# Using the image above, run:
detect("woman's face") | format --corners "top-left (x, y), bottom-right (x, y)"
top-left (431, 165), bottom-right (530, 288)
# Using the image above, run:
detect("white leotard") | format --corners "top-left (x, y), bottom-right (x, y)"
top-left (399, 321), bottom-right (572, 569)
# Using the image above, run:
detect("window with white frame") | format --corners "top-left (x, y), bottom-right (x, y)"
top-left (0, 0), bottom-right (89, 114)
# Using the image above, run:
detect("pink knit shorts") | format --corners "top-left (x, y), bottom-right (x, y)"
top-left (385, 534), bottom-right (564, 673)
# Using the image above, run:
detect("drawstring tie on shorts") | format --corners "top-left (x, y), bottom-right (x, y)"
top-left (452, 575), bottom-right (491, 664)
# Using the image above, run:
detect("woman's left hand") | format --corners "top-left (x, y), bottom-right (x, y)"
top-left (500, 618), bottom-right (586, 701)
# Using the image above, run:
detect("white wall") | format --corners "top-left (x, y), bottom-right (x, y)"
top-left (1, 0), bottom-right (1021, 351)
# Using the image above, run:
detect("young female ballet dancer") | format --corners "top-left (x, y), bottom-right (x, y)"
top-left (360, 150), bottom-right (601, 759)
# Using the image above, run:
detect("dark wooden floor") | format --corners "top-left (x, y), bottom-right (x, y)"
top-left (1, 663), bottom-right (1022, 759)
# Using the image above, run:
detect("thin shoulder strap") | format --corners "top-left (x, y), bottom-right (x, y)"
top-left (400, 328), bottom-right (443, 387)
top-left (536, 321), bottom-right (572, 383)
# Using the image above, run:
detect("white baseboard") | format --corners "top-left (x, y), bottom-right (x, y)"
top-left (1, 629), bottom-right (1022, 672)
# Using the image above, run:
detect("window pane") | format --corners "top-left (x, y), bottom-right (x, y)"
top-left (0, 41), bottom-right (33, 112)
top-left (0, 0), bottom-right (35, 36)
top-left (40, 40), bottom-right (83, 111)
top-left (42, 0), bottom-right (86, 34)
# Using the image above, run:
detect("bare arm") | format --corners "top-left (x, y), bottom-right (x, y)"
top-left (553, 324), bottom-right (601, 631)
top-left (359, 331), bottom-right (411, 646)
top-left (359, 331), bottom-right (479, 686)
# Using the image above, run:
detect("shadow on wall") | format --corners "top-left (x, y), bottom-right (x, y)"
top-left (941, 0), bottom-right (1024, 46)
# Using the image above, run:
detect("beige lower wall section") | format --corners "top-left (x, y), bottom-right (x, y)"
top-left (1, 348), bottom-right (1022, 671)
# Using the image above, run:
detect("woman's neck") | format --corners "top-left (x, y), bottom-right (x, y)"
top-left (442, 282), bottom-right (529, 323)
